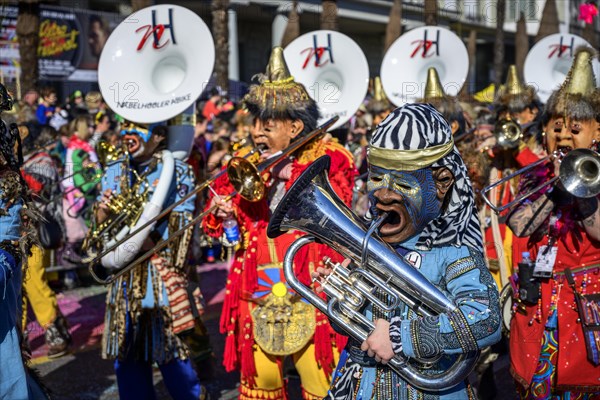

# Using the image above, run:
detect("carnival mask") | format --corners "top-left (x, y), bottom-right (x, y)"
top-left (367, 165), bottom-right (453, 244)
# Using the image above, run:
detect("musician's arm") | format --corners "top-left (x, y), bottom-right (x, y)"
top-left (506, 193), bottom-right (554, 237)
top-left (576, 196), bottom-right (600, 241)
top-left (389, 247), bottom-right (501, 358)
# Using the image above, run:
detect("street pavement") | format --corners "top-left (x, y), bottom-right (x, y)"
top-left (29, 261), bottom-right (517, 399)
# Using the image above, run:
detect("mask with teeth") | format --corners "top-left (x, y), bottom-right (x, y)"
top-left (367, 165), bottom-right (444, 244)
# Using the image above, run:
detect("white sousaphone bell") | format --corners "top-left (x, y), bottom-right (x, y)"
top-left (283, 30), bottom-right (370, 130)
top-left (98, 4), bottom-right (214, 124)
top-left (524, 33), bottom-right (600, 103)
top-left (381, 26), bottom-right (468, 106)
top-left (94, 4), bottom-right (215, 272)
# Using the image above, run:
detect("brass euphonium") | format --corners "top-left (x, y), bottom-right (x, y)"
top-left (96, 139), bottom-right (123, 167)
top-left (267, 155), bottom-right (479, 391)
top-left (81, 144), bottom-right (151, 257)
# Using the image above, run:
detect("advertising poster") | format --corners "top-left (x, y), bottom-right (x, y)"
top-left (0, 4), bottom-right (122, 83)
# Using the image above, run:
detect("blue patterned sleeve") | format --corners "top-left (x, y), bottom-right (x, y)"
top-left (391, 246), bottom-right (501, 359)
top-left (171, 160), bottom-right (196, 214)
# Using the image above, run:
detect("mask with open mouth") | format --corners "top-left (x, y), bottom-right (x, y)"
top-left (122, 134), bottom-right (145, 158)
top-left (367, 165), bottom-right (443, 244)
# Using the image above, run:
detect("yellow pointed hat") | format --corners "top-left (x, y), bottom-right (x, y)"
top-left (367, 76), bottom-right (391, 114)
top-left (561, 47), bottom-right (596, 97)
top-left (424, 67), bottom-right (446, 100)
top-left (243, 46), bottom-right (318, 122)
top-left (495, 65), bottom-right (536, 112)
top-left (546, 46), bottom-right (598, 121)
top-left (265, 47), bottom-right (292, 83)
top-left (419, 67), bottom-right (462, 118)
top-left (505, 65), bottom-right (527, 96)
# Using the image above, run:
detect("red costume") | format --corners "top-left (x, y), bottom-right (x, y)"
top-left (203, 139), bottom-right (356, 398)
top-left (510, 218), bottom-right (600, 390)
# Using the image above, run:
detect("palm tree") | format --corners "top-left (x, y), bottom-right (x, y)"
top-left (131, 0), bottom-right (151, 12)
top-left (515, 12), bottom-right (528, 81)
top-left (535, 0), bottom-right (559, 43)
top-left (212, 0), bottom-right (229, 93)
top-left (424, 0), bottom-right (437, 26)
top-left (459, 29), bottom-right (477, 99)
top-left (384, 0), bottom-right (403, 53)
top-left (16, 0), bottom-right (40, 94)
top-left (321, 0), bottom-right (338, 31)
top-left (281, 1), bottom-right (300, 48)
top-left (494, 0), bottom-right (506, 94)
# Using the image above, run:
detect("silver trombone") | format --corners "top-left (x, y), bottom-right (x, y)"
top-left (482, 148), bottom-right (600, 213)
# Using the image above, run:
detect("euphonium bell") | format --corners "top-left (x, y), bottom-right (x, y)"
top-left (494, 117), bottom-right (522, 149)
top-left (96, 139), bottom-right (123, 167)
top-left (267, 155), bottom-right (479, 391)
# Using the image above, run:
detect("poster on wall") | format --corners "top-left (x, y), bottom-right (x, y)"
top-left (0, 4), bottom-right (122, 82)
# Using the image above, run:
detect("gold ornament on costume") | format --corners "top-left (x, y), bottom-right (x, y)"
top-left (251, 266), bottom-right (316, 356)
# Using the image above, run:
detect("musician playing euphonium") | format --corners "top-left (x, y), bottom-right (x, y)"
top-left (507, 47), bottom-right (600, 399)
top-left (314, 103), bottom-right (501, 399)
top-left (96, 122), bottom-right (208, 399)
top-left (203, 47), bottom-right (357, 399)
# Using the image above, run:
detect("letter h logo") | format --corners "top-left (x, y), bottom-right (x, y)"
top-left (301, 33), bottom-right (334, 69)
top-left (410, 29), bottom-right (440, 59)
top-left (136, 8), bottom-right (177, 51)
top-left (548, 36), bottom-right (575, 59)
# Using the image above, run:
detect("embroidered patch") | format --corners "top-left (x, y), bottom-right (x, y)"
top-left (405, 251), bottom-right (422, 269)
top-left (178, 184), bottom-right (189, 197)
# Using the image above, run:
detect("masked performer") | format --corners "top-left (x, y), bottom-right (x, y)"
top-left (314, 103), bottom-right (501, 399)
top-left (507, 47), bottom-right (600, 399)
top-left (96, 122), bottom-right (207, 400)
top-left (0, 85), bottom-right (42, 398)
top-left (202, 47), bottom-right (357, 399)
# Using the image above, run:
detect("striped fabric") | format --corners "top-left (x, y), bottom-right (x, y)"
top-left (369, 103), bottom-right (483, 251)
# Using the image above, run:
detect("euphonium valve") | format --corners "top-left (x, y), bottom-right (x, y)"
top-left (267, 155), bottom-right (479, 391)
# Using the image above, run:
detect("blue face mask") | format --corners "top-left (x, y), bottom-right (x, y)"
top-left (367, 165), bottom-right (442, 235)
top-left (120, 123), bottom-right (152, 143)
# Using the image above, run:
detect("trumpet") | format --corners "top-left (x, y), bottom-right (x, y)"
top-left (87, 116), bottom-right (339, 285)
top-left (482, 148), bottom-right (600, 213)
top-left (266, 155), bottom-right (479, 391)
top-left (493, 117), bottom-right (522, 149)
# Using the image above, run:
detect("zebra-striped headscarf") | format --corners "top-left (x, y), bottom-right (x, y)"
top-left (368, 103), bottom-right (483, 251)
